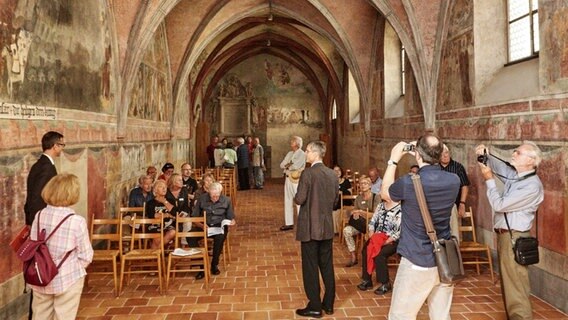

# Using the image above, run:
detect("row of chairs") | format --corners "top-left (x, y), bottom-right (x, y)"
top-left (88, 210), bottom-right (217, 296)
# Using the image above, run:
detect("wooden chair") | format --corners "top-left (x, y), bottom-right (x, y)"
top-left (119, 206), bottom-right (145, 250)
top-left (87, 214), bottom-right (122, 296)
top-left (338, 194), bottom-right (358, 245)
top-left (166, 216), bottom-right (210, 290)
top-left (459, 207), bottom-right (495, 283)
top-left (119, 216), bottom-right (164, 295)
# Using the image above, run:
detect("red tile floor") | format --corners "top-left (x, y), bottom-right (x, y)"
top-left (78, 179), bottom-right (568, 320)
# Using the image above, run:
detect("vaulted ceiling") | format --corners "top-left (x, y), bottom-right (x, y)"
top-left (110, 0), bottom-right (448, 136)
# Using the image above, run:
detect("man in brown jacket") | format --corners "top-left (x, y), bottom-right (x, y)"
top-left (294, 141), bottom-right (339, 318)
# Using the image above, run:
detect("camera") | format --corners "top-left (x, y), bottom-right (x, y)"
top-left (477, 149), bottom-right (488, 165)
top-left (403, 144), bottom-right (415, 152)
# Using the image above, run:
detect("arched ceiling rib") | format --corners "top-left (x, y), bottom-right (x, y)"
top-left (111, 0), bottom-right (451, 136)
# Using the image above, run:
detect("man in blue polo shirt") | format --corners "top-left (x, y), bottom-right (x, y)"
top-left (382, 133), bottom-right (460, 320)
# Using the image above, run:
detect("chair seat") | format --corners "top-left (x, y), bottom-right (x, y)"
top-left (123, 249), bottom-right (161, 260)
top-left (93, 250), bottom-right (120, 259)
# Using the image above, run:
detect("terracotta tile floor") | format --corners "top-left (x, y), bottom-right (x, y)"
top-left (78, 179), bottom-right (568, 320)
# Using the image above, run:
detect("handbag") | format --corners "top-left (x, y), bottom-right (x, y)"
top-left (10, 224), bottom-right (31, 253)
top-left (412, 174), bottom-right (465, 285)
top-left (504, 213), bottom-right (539, 266)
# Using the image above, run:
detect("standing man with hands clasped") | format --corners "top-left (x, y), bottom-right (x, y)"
top-left (382, 134), bottom-right (460, 320)
top-left (475, 141), bottom-right (543, 320)
top-left (279, 136), bottom-right (306, 231)
top-left (294, 141), bottom-right (338, 318)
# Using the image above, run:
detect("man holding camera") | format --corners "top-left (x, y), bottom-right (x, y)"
top-left (383, 134), bottom-right (460, 320)
top-left (475, 141), bottom-right (543, 320)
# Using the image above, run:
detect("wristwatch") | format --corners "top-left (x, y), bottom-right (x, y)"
top-left (387, 160), bottom-right (398, 166)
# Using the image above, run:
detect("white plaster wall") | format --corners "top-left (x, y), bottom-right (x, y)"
top-left (473, 0), bottom-right (508, 98)
top-left (384, 22), bottom-right (403, 118)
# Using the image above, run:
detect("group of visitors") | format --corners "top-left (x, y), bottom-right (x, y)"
top-left (286, 134), bottom-right (543, 320)
top-left (206, 135), bottom-right (266, 190)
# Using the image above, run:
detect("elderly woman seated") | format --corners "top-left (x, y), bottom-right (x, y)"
top-left (144, 179), bottom-right (178, 249)
top-left (342, 176), bottom-right (380, 267)
top-left (357, 193), bottom-right (401, 295)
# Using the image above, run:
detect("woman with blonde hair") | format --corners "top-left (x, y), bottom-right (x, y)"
top-left (29, 173), bottom-right (93, 320)
top-left (145, 179), bottom-right (177, 249)
top-left (342, 176), bottom-right (380, 267)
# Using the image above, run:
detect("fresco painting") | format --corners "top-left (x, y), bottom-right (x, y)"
top-left (0, 0), bottom-right (111, 112)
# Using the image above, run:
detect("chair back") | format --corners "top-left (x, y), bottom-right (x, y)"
top-left (90, 215), bottom-right (122, 251)
top-left (174, 216), bottom-right (208, 250)
top-left (130, 216), bottom-right (164, 250)
top-left (458, 207), bottom-right (477, 243)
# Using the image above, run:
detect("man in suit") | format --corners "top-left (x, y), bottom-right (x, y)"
top-left (23, 131), bottom-right (64, 320)
top-left (294, 141), bottom-right (338, 318)
top-left (24, 131), bottom-right (65, 226)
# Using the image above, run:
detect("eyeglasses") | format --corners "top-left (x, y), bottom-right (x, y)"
top-left (56, 143), bottom-right (66, 147)
top-left (513, 149), bottom-right (535, 159)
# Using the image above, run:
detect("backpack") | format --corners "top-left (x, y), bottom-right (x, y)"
top-left (16, 212), bottom-right (74, 286)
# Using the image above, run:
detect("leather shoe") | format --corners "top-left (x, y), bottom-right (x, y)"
top-left (374, 282), bottom-right (392, 295)
top-left (211, 267), bottom-right (221, 275)
top-left (195, 271), bottom-right (205, 280)
top-left (280, 225), bottom-right (293, 231)
top-left (345, 259), bottom-right (358, 267)
top-left (322, 307), bottom-right (334, 315)
top-left (295, 308), bottom-right (322, 318)
top-left (357, 280), bottom-right (373, 291)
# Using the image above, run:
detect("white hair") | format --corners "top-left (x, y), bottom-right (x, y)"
top-left (237, 137), bottom-right (245, 144)
top-left (209, 182), bottom-right (223, 194)
top-left (291, 136), bottom-right (303, 149)
top-left (522, 140), bottom-right (542, 168)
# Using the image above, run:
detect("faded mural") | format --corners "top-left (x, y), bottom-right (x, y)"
top-left (0, 0), bottom-right (111, 112)
top-left (206, 55), bottom-right (323, 135)
top-left (128, 22), bottom-right (172, 122)
top-left (436, 0), bottom-right (473, 111)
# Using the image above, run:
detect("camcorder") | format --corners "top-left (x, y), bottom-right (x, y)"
top-left (477, 149), bottom-right (488, 165)
top-left (403, 144), bottom-right (415, 152)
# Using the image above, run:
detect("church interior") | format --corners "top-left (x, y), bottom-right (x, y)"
top-left (0, 0), bottom-right (567, 319)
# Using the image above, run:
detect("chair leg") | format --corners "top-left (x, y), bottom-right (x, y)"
top-left (112, 259), bottom-right (118, 297)
top-left (487, 248), bottom-right (495, 283)
top-left (119, 258), bottom-right (126, 296)
top-left (157, 256), bottom-right (163, 295)
top-left (166, 256), bottom-right (172, 292)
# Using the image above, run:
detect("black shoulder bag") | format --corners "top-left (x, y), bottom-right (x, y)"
top-left (412, 174), bottom-right (465, 285)
top-left (504, 212), bottom-right (539, 266)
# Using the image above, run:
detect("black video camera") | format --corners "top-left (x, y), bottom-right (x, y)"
top-left (477, 149), bottom-right (488, 165)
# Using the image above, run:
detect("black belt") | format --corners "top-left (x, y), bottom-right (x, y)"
top-left (494, 228), bottom-right (527, 234)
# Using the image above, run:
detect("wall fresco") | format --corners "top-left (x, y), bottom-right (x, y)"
top-left (0, 0), bottom-right (111, 112)
top-left (128, 22), bottom-right (172, 121)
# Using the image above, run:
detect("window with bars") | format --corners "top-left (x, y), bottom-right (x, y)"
top-left (508, 0), bottom-right (539, 62)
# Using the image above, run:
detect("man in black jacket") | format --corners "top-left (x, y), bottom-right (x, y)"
top-left (24, 131), bottom-right (65, 226)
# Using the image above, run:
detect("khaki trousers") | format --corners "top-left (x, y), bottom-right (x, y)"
top-left (388, 257), bottom-right (453, 320)
top-left (32, 277), bottom-right (85, 320)
top-left (449, 204), bottom-right (460, 240)
top-left (284, 177), bottom-right (299, 226)
top-left (497, 231), bottom-right (533, 320)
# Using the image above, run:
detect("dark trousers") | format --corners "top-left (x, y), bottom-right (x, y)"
top-left (187, 231), bottom-right (225, 269)
top-left (301, 239), bottom-right (335, 311)
top-left (238, 167), bottom-right (250, 190)
top-left (361, 240), bottom-right (398, 284)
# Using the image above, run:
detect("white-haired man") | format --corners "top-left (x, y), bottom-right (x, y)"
top-left (476, 141), bottom-right (543, 319)
top-left (192, 182), bottom-right (236, 277)
top-left (279, 136), bottom-right (306, 231)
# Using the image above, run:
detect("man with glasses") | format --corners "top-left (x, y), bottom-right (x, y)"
top-left (24, 131), bottom-right (65, 226)
top-left (23, 130), bottom-right (64, 320)
top-left (294, 141), bottom-right (338, 318)
top-left (476, 141), bottom-right (543, 319)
